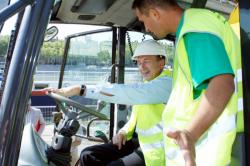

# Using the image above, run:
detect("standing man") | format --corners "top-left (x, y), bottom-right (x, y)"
top-left (132, 0), bottom-right (241, 166)
top-left (49, 39), bottom-right (172, 166)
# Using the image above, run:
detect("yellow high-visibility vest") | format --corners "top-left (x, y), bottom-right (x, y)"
top-left (120, 70), bottom-right (171, 166)
top-left (162, 9), bottom-right (241, 166)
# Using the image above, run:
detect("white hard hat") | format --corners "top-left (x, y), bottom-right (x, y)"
top-left (132, 39), bottom-right (166, 60)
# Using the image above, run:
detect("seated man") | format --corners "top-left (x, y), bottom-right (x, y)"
top-left (49, 40), bottom-right (172, 166)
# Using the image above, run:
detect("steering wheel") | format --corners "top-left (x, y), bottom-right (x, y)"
top-left (47, 92), bottom-right (108, 120)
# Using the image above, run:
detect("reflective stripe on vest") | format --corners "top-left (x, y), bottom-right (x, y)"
top-left (165, 147), bottom-right (178, 160)
top-left (236, 68), bottom-right (244, 131)
top-left (236, 69), bottom-right (243, 112)
top-left (237, 69), bottom-right (242, 82)
top-left (238, 98), bottom-right (243, 112)
top-left (136, 122), bottom-right (163, 137)
top-left (140, 140), bottom-right (164, 152)
top-left (208, 114), bottom-right (236, 138)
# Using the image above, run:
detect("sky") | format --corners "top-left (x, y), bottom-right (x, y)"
top-left (1, 16), bottom-right (154, 43)
top-left (0, 11), bottom-right (173, 45)
top-left (1, 15), bottom-right (106, 39)
top-left (0, 0), bottom-right (9, 10)
top-left (1, 0), bottom-right (106, 39)
top-left (47, 24), bottom-right (106, 39)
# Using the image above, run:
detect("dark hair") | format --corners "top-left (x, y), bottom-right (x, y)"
top-left (132, 0), bottom-right (177, 13)
top-left (157, 55), bottom-right (165, 60)
top-left (157, 55), bottom-right (166, 65)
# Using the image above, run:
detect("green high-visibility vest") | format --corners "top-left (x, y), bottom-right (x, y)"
top-left (162, 9), bottom-right (241, 166)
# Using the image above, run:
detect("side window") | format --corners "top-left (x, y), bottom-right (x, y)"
top-left (63, 31), bottom-right (112, 87)
top-left (34, 38), bottom-right (64, 89)
top-left (0, 0), bottom-right (9, 11)
top-left (0, 35), bottom-right (9, 87)
top-left (0, 15), bottom-right (17, 94)
top-left (62, 30), bottom-right (113, 138)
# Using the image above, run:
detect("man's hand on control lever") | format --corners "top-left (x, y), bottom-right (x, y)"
top-left (44, 85), bottom-right (82, 97)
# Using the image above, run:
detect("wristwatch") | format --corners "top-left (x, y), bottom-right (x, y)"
top-left (79, 84), bottom-right (86, 96)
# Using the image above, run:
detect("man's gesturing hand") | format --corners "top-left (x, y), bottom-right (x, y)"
top-left (167, 130), bottom-right (196, 166)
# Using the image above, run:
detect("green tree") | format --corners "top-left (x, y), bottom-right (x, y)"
top-left (39, 39), bottom-right (64, 64)
top-left (97, 50), bottom-right (110, 64)
top-left (125, 41), bottom-right (138, 67)
top-left (165, 43), bottom-right (174, 66)
top-left (0, 35), bottom-right (10, 57)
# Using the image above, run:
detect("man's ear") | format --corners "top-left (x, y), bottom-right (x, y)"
top-left (160, 59), bottom-right (165, 69)
top-left (149, 8), bottom-right (160, 21)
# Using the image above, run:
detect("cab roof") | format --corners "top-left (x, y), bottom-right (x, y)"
top-left (51, 0), bottom-right (237, 31)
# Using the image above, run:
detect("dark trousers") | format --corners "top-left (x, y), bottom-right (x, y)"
top-left (80, 140), bottom-right (145, 166)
